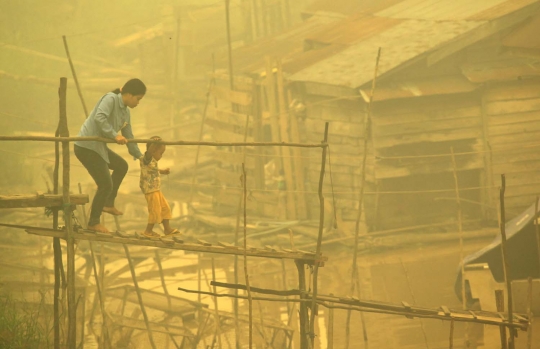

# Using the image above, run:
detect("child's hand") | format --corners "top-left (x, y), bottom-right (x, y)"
top-left (159, 168), bottom-right (170, 175)
top-left (115, 135), bottom-right (128, 144)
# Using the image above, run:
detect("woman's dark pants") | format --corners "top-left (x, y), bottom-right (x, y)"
top-left (74, 145), bottom-right (128, 226)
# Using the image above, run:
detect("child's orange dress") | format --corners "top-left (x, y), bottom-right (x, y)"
top-left (139, 156), bottom-right (171, 224)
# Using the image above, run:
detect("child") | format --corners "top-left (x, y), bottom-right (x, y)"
top-left (140, 136), bottom-right (179, 238)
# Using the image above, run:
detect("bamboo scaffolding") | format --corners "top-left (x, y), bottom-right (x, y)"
top-left (242, 163), bottom-right (254, 348)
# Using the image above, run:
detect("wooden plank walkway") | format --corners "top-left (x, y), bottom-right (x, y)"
top-left (25, 227), bottom-right (326, 262)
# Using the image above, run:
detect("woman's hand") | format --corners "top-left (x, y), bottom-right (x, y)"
top-left (159, 168), bottom-right (171, 175)
top-left (115, 135), bottom-right (128, 145)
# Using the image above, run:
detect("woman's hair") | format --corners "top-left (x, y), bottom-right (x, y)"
top-left (112, 78), bottom-right (146, 95)
top-left (146, 136), bottom-right (163, 151)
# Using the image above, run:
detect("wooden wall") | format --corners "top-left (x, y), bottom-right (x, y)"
top-left (484, 79), bottom-right (540, 216)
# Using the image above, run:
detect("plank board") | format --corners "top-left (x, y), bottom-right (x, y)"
top-left (211, 85), bottom-right (252, 106)
top-left (206, 108), bottom-right (253, 129)
top-left (485, 97), bottom-right (540, 116)
top-left (211, 127), bottom-right (254, 143)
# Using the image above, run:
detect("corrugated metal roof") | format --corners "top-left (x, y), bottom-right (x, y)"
top-left (375, 0), bottom-right (508, 20)
top-left (290, 19), bottom-right (482, 88)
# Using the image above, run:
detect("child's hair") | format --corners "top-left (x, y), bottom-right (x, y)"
top-left (147, 136), bottom-right (163, 151)
top-left (112, 78), bottom-right (147, 95)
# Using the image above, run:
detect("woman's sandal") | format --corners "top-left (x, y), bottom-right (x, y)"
top-left (142, 230), bottom-right (161, 238)
top-left (164, 228), bottom-right (180, 236)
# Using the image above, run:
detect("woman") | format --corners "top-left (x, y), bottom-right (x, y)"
top-left (74, 78), bottom-right (146, 233)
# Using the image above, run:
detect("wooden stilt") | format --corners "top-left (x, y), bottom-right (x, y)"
top-left (124, 245), bottom-right (157, 349)
top-left (59, 76), bottom-right (77, 348)
top-left (496, 290), bottom-right (508, 349)
top-left (527, 277), bottom-right (533, 349)
top-left (308, 122), bottom-right (330, 348)
top-left (327, 294), bottom-right (334, 349)
top-left (499, 174), bottom-right (515, 349)
top-left (53, 94), bottom-right (62, 349)
top-left (449, 319), bottom-right (454, 349)
top-left (211, 258), bottom-right (223, 349)
top-left (242, 163), bottom-right (254, 348)
top-left (234, 115), bottom-right (251, 349)
top-left (295, 260), bottom-right (309, 349)
top-left (450, 147), bottom-right (466, 310)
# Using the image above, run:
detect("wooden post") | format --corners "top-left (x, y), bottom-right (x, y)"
top-left (275, 58), bottom-right (298, 219)
top-left (242, 163), bottom-right (254, 348)
top-left (327, 294), bottom-right (334, 349)
top-left (449, 319), bottom-right (454, 349)
top-left (499, 174), bottom-right (515, 349)
top-left (124, 245), bottom-right (157, 349)
top-left (346, 48), bottom-right (381, 348)
top-left (295, 260), bottom-right (310, 349)
top-left (62, 36), bottom-right (89, 118)
top-left (53, 94), bottom-right (62, 349)
top-left (210, 258), bottom-right (223, 349)
top-left (308, 122), bottom-right (329, 348)
top-left (535, 197), bottom-right (540, 274)
top-left (450, 147), bottom-right (467, 310)
top-left (527, 277), bottom-right (533, 349)
top-left (59, 77), bottom-right (77, 348)
top-left (233, 116), bottom-right (251, 349)
top-left (496, 290), bottom-right (508, 349)
top-left (479, 90), bottom-right (494, 220)
top-left (264, 56), bottom-right (283, 173)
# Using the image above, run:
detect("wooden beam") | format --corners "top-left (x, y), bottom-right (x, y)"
top-left (0, 194), bottom-right (88, 209)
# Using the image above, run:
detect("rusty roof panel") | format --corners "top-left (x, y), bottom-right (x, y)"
top-left (376, 0), bottom-right (509, 20)
top-left (305, 13), bottom-right (403, 46)
top-left (359, 75), bottom-right (479, 102)
top-left (290, 19), bottom-right (483, 88)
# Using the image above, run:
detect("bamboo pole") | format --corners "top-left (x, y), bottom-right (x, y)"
top-left (124, 245), bottom-right (157, 349)
top-left (499, 174), bottom-right (515, 349)
top-left (346, 48), bottom-right (381, 348)
top-left (242, 163), bottom-right (254, 349)
top-left (62, 36), bottom-right (89, 118)
top-left (59, 77), bottom-right (77, 348)
top-left (0, 135), bottom-right (324, 148)
top-left (307, 122), bottom-right (329, 348)
top-left (450, 147), bottom-right (466, 310)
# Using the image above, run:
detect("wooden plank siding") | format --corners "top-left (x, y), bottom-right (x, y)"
top-left (301, 94), bottom-right (373, 221)
top-left (484, 80), bottom-right (540, 215)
